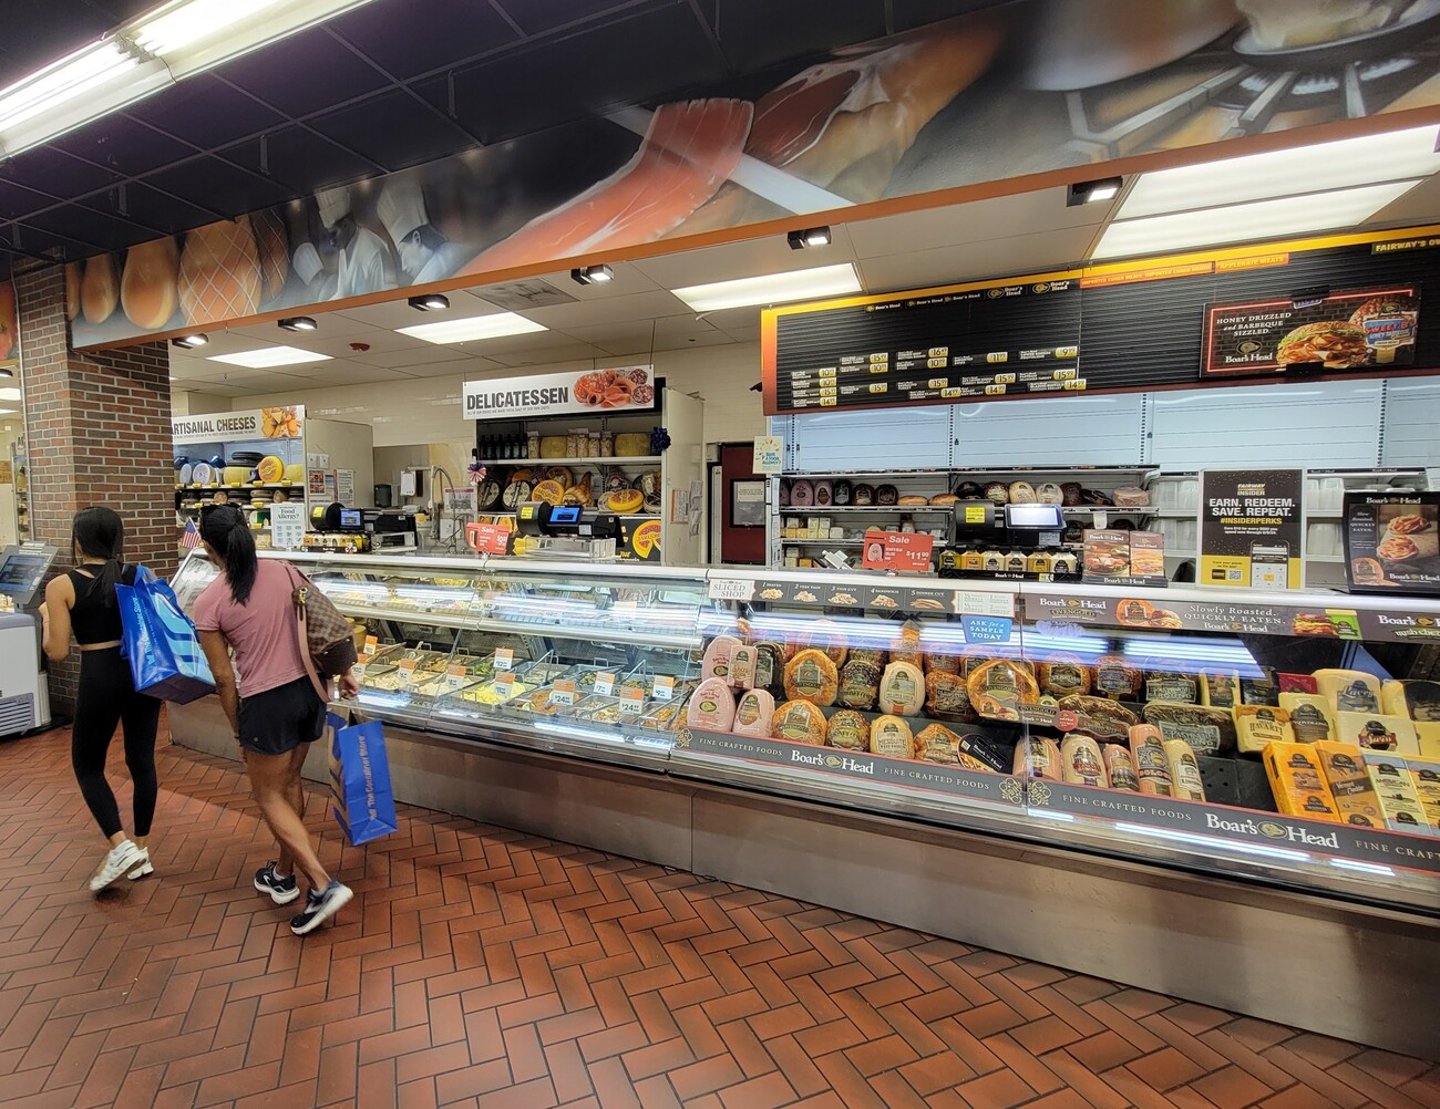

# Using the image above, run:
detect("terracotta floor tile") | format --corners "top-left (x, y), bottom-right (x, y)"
top-left (1, 728), bottom-right (1431, 1109)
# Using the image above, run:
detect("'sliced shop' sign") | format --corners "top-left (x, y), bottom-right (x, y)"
top-left (171, 405), bottom-right (304, 444)
top-left (462, 366), bottom-right (655, 420)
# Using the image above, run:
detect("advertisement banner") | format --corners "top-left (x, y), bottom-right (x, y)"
top-left (1343, 491), bottom-right (1440, 596)
top-left (861, 529), bottom-right (934, 573)
top-left (1202, 288), bottom-right (1419, 376)
top-left (462, 366), bottom-right (656, 421)
top-left (1199, 469), bottom-right (1303, 590)
top-left (171, 405), bottom-right (303, 445)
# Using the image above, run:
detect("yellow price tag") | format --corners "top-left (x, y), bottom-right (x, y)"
top-left (986, 352), bottom-right (1009, 364)
top-left (820, 397), bottom-right (837, 407)
top-left (926, 357), bottom-right (947, 369)
top-left (927, 378), bottom-right (948, 389)
top-left (1063, 378), bottom-right (1088, 391)
top-left (964, 505), bottom-right (987, 523)
top-left (940, 387), bottom-right (964, 399)
top-left (869, 364), bottom-right (888, 374)
top-left (1053, 367), bottom-right (1077, 380)
top-left (868, 352), bottom-right (889, 364)
top-left (985, 384), bottom-right (1007, 395)
top-left (868, 383), bottom-right (887, 394)
top-left (994, 373), bottom-right (1016, 384)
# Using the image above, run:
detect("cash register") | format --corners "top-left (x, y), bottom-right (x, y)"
top-left (0, 542), bottom-right (60, 737)
top-left (302, 504), bottom-right (417, 553)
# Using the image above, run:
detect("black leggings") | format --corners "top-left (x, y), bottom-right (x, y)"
top-left (71, 648), bottom-right (161, 840)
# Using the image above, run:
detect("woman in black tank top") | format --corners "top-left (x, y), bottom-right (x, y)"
top-left (40, 508), bottom-right (161, 893)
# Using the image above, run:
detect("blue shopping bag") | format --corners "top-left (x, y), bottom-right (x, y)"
top-left (117, 566), bottom-right (216, 704)
top-left (328, 711), bottom-right (398, 846)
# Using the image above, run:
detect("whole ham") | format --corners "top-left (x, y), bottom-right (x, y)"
top-left (462, 98), bottom-right (752, 274)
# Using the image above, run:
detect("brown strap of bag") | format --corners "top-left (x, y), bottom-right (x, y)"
top-left (283, 562), bottom-right (332, 703)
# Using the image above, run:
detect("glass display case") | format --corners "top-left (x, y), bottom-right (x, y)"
top-left (171, 551), bottom-right (1440, 912)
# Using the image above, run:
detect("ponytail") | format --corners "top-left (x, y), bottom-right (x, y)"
top-left (71, 507), bottom-right (125, 607)
top-left (201, 505), bottom-right (258, 605)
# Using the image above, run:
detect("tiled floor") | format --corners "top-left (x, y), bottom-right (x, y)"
top-left (1, 727), bottom-right (1437, 1109)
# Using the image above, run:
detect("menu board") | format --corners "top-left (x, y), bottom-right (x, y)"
top-left (1343, 492), bottom-right (1440, 596)
top-left (773, 279), bottom-right (1082, 413)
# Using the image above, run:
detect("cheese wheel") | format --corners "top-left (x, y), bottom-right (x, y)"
top-left (256, 455), bottom-right (285, 483)
top-left (603, 489), bottom-right (644, 513)
top-left (784, 649), bottom-right (839, 706)
top-left (868, 715), bottom-right (914, 759)
top-left (81, 253), bottom-right (120, 324)
top-left (533, 480), bottom-right (565, 505)
top-left (121, 237), bottom-right (180, 329)
top-left (502, 481), bottom-right (532, 508)
top-left (826, 709), bottom-right (870, 751)
top-left (771, 700), bottom-right (827, 744)
top-left (879, 661), bottom-right (925, 716)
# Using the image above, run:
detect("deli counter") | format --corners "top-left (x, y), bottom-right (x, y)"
top-left (169, 550), bottom-right (1440, 1055)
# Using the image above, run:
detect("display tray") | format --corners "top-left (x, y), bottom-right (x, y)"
top-left (168, 550), bottom-right (1440, 911)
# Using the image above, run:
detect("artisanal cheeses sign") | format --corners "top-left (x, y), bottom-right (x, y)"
top-left (172, 405), bottom-right (304, 444)
top-left (462, 366), bottom-right (656, 420)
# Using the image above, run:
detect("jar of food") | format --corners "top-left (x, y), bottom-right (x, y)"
top-left (1027, 549), bottom-right (1053, 574)
top-left (527, 431), bottom-right (540, 459)
top-left (960, 548), bottom-right (985, 572)
top-left (588, 431), bottom-right (602, 457)
top-left (566, 430), bottom-right (583, 457)
top-left (982, 547), bottom-right (1005, 572)
top-left (1052, 550), bottom-right (1078, 575)
top-left (600, 431), bottom-right (615, 457)
top-left (1004, 549), bottom-right (1028, 573)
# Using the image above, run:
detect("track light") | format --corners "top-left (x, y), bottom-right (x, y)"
top-left (1067, 177), bottom-right (1123, 206)
top-left (278, 316), bottom-right (317, 332)
top-left (407, 293), bottom-right (450, 312)
top-left (571, 264), bottom-right (614, 286)
top-left (787, 226), bottom-right (832, 250)
top-left (0, 368), bottom-right (13, 379)
top-left (171, 334), bottom-right (209, 349)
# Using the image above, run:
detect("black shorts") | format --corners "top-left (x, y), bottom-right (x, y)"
top-left (238, 677), bottom-right (326, 756)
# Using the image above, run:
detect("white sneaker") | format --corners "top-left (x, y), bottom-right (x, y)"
top-left (127, 849), bottom-right (153, 880)
top-left (89, 840), bottom-right (144, 892)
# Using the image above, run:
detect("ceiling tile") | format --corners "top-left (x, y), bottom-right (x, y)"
top-left (349, 345), bottom-right (473, 369)
top-left (709, 0), bottom-right (885, 72)
top-left (215, 27), bottom-right (391, 118)
top-left (78, 184), bottom-right (225, 235)
top-left (845, 189), bottom-right (1113, 259)
top-left (524, 290), bottom-right (685, 330)
top-left (124, 75), bottom-right (287, 147)
top-left (494, 0), bottom-right (650, 36)
top-left (338, 289), bottom-right (496, 330)
top-left (1366, 175), bottom-right (1440, 227)
top-left (21, 205), bottom-right (156, 253)
top-left (328, 0), bottom-right (520, 79)
top-left (0, 179), bottom-right (58, 222)
top-left (308, 90), bottom-right (478, 174)
top-left (856, 225), bottom-right (1098, 293)
top-left (631, 228), bottom-right (859, 288)
top-left (219, 126), bottom-right (382, 194)
top-left (2, 147), bottom-right (121, 199)
top-left (55, 116), bottom-right (196, 178)
top-left (142, 156), bottom-right (298, 216)
top-left (488, 341), bottom-right (612, 367)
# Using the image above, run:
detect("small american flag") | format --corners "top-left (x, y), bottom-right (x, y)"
top-left (180, 517), bottom-right (201, 549)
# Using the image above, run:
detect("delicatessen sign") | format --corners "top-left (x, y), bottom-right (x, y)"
top-left (463, 366), bottom-right (655, 420)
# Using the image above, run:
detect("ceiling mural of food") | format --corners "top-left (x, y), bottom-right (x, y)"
top-left (68, 0), bottom-right (1440, 348)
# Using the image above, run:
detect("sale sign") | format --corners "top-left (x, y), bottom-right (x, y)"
top-left (861, 529), bottom-right (935, 573)
top-left (465, 521), bottom-right (512, 555)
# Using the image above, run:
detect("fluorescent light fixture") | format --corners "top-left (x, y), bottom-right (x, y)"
top-left (1121, 126), bottom-right (1440, 220)
top-left (0, 388), bottom-right (19, 401)
top-left (171, 334), bottom-right (209, 349)
top-left (207, 346), bottom-right (333, 368)
top-left (0, 408), bottom-right (15, 416)
top-left (397, 313), bottom-right (547, 345)
top-left (0, 0), bottom-right (376, 157)
top-left (1092, 181), bottom-right (1418, 260)
top-left (673, 263), bottom-right (862, 312)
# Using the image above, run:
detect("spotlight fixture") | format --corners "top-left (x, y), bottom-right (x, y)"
top-left (571, 264), bottom-right (614, 286)
top-left (0, 367), bottom-right (13, 379)
top-left (1067, 177), bottom-right (1123, 206)
top-left (408, 293), bottom-right (450, 312)
top-left (170, 334), bottom-right (209, 349)
top-left (278, 316), bottom-right (317, 332)
top-left (787, 226), bottom-right (832, 250)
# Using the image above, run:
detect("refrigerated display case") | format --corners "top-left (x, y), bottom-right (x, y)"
top-left (168, 550), bottom-right (1440, 1054)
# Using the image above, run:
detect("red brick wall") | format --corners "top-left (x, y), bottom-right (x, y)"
top-left (16, 261), bottom-right (174, 713)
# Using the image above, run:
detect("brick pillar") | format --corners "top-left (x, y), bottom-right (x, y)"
top-left (16, 261), bottom-right (174, 714)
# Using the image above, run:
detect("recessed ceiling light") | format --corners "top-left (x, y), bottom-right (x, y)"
top-left (1091, 181), bottom-right (1420, 261)
top-left (396, 312), bottom-right (547, 345)
top-left (0, 388), bottom-right (19, 401)
top-left (171, 333), bottom-right (208, 349)
top-left (1120, 125), bottom-right (1440, 220)
top-left (672, 263), bottom-right (862, 312)
top-left (787, 226), bottom-right (832, 249)
top-left (571, 264), bottom-right (614, 286)
top-left (206, 346), bottom-right (333, 368)
top-left (279, 316), bottom-right (317, 332)
top-left (407, 293), bottom-right (450, 311)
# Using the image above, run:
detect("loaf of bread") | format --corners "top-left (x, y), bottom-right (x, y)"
top-left (784, 649), bottom-right (839, 706)
top-left (771, 700), bottom-right (827, 744)
top-left (930, 494), bottom-right (959, 506)
top-left (1008, 481), bottom-right (1036, 504)
top-left (898, 495), bottom-right (929, 506)
top-left (869, 715), bottom-right (915, 759)
top-left (826, 709), bottom-right (870, 751)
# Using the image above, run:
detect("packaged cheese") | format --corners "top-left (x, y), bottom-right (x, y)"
top-left (784, 649), bottom-right (839, 707)
top-left (686, 679), bottom-right (737, 732)
top-left (1165, 740), bottom-right (1207, 801)
top-left (1013, 735), bottom-right (1063, 780)
top-left (1381, 679), bottom-right (1440, 722)
top-left (1235, 705), bottom-right (1294, 754)
top-left (838, 658), bottom-right (882, 711)
top-left (1060, 734), bottom-right (1108, 788)
top-left (868, 715), bottom-right (915, 759)
top-left (1314, 742), bottom-right (1385, 829)
top-left (1279, 693), bottom-right (1335, 743)
top-left (1199, 670), bottom-right (1240, 709)
top-left (1129, 725), bottom-right (1174, 796)
top-left (771, 700), bottom-right (827, 745)
top-left (1314, 669), bottom-right (1382, 714)
top-left (966, 659), bottom-right (1039, 721)
top-left (731, 689), bottom-right (775, 738)
top-left (1335, 711), bottom-right (1419, 755)
top-left (1364, 753), bottom-right (1430, 834)
top-left (1239, 673), bottom-right (1280, 706)
top-left (1278, 673), bottom-right (1318, 694)
top-left (1264, 742), bottom-right (1340, 821)
top-left (1102, 745), bottom-right (1140, 792)
top-left (1038, 654), bottom-right (1090, 698)
top-left (701, 635), bottom-right (742, 684)
top-left (614, 432), bottom-right (650, 458)
top-left (825, 709), bottom-right (869, 751)
top-left (1407, 756), bottom-right (1440, 830)
top-left (1417, 722), bottom-right (1440, 760)
top-left (879, 661), bottom-right (925, 716)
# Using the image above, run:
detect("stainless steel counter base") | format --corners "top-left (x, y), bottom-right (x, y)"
top-left (169, 697), bottom-right (1439, 1058)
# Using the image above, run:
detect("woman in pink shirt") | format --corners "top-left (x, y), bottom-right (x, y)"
top-left (194, 506), bottom-right (358, 935)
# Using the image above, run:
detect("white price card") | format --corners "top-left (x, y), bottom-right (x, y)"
top-left (442, 664), bottom-right (471, 692)
top-left (494, 672), bottom-right (515, 693)
top-left (619, 687), bottom-right (646, 716)
top-left (652, 675), bottom-right (677, 701)
top-left (594, 671), bottom-right (616, 696)
top-left (951, 591), bottom-right (1016, 618)
top-left (362, 636), bottom-right (379, 658)
top-left (708, 578), bottom-right (756, 602)
top-left (494, 648), bottom-right (514, 672)
top-left (551, 679), bottom-right (577, 708)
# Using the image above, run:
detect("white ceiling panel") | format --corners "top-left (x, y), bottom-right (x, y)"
top-left (335, 289), bottom-right (497, 330)
top-left (511, 263), bottom-right (662, 298)
top-left (522, 290), bottom-right (686, 330)
top-left (1364, 175), bottom-right (1440, 228)
top-left (292, 364), bottom-right (416, 386)
top-left (846, 189), bottom-right (1112, 260)
top-left (858, 226), bottom-right (1098, 293)
top-left (187, 370), bottom-right (317, 390)
top-left (347, 345), bottom-right (473, 369)
top-left (631, 225), bottom-right (858, 289)
top-left (487, 342), bottom-right (614, 367)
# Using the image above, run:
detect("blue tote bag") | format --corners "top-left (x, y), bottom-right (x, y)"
top-left (117, 566), bottom-right (216, 704)
top-left (328, 711), bottom-right (398, 846)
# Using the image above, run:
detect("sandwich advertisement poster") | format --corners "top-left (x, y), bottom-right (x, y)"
top-left (1203, 288), bottom-right (1419, 376)
top-left (1199, 469), bottom-right (1303, 590)
top-left (1343, 492), bottom-right (1440, 596)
